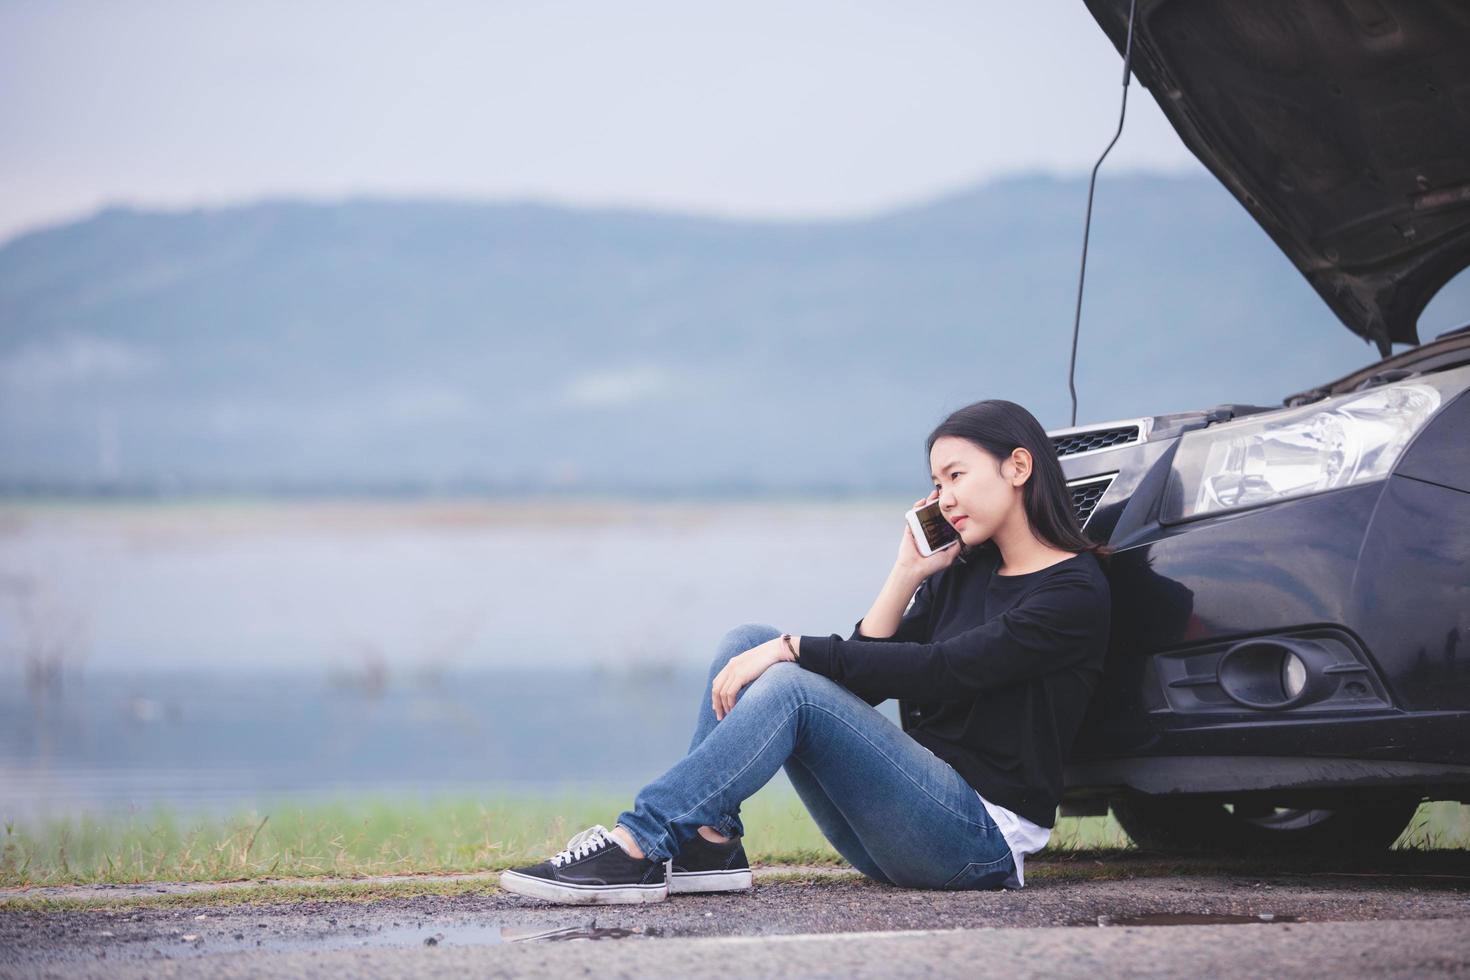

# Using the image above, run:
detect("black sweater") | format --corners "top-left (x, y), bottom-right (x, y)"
top-left (796, 547), bottom-right (1111, 828)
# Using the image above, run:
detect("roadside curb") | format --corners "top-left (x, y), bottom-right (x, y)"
top-left (0, 863), bottom-right (859, 904)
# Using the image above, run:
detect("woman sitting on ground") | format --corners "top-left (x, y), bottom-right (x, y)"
top-left (500, 398), bottom-right (1114, 903)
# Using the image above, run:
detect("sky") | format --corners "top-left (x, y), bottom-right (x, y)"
top-left (0, 0), bottom-right (1206, 243)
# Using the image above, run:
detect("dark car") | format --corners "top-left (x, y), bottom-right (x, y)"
top-left (900, 0), bottom-right (1470, 854)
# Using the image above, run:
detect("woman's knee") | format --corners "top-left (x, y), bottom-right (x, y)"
top-left (754, 659), bottom-right (805, 687)
top-left (713, 623), bottom-right (782, 669)
top-left (741, 660), bottom-right (823, 707)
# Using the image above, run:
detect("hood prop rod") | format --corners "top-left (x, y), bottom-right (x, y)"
top-left (1067, 0), bottom-right (1139, 427)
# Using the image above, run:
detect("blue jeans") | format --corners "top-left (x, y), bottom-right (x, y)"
top-left (615, 623), bottom-right (1016, 890)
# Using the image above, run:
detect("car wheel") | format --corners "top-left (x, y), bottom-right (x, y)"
top-left (1110, 795), bottom-right (1422, 855)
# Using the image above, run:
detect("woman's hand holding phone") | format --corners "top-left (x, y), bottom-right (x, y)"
top-left (896, 490), bottom-right (960, 579)
top-left (855, 491), bottom-right (960, 641)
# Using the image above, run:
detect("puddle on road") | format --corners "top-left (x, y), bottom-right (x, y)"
top-left (346, 923), bottom-right (509, 948)
top-left (1084, 912), bottom-right (1301, 928)
top-left (238, 918), bottom-right (683, 954)
top-left (507, 923), bottom-right (662, 942)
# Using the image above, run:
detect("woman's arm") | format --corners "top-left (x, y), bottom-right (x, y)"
top-left (711, 495), bottom-right (957, 718)
top-left (801, 571), bottom-right (1111, 702)
top-left (860, 489), bottom-right (959, 639)
top-left (857, 565), bottom-right (928, 639)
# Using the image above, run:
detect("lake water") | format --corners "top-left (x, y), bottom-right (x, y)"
top-left (0, 500), bottom-right (907, 819)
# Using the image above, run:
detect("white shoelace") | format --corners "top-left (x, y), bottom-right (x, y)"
top-left (549, 824), bottom-right (617, 867)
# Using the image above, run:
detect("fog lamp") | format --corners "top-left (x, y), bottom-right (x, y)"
top-left (1281, 651), bottom-right (1307, 701)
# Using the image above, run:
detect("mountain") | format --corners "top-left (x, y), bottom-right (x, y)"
top-left (1, 173), bottom-right (1463, 495)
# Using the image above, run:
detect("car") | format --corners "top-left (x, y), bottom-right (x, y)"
top-left (897, 0), bottom-right (1470, 855)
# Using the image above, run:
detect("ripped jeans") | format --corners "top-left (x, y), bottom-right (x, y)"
top-left (615, 623), bottom-right (1015, 890)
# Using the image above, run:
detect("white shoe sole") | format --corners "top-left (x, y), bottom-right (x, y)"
top-left (499, 869), bottom-right (668, 904)
top-left (666, 860), bottom-right (754, 894)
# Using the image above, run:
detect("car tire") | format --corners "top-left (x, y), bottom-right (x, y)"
top-left (1110, 795), bottom-right (1422, 855)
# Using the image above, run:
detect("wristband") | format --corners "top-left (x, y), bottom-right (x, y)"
top-left (781, 633), bottom-right (799, 662)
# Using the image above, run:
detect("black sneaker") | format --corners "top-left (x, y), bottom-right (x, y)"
top-left (667, 831), bottom-right (753, 894)
top-left (499, 824), bottom-right (669, 905)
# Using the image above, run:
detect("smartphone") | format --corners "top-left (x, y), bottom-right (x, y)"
top-left (905, 499), bottom-right (960, 557)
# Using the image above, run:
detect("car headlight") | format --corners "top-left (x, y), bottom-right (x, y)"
top-left (1162, 383), bottom-right (1442, 523)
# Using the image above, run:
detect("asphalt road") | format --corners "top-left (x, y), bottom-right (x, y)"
top-left (4, 863), bottom-right (1469, 978)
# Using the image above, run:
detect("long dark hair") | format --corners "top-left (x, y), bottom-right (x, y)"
top-left (926, 399), bottom-right (1113, 564)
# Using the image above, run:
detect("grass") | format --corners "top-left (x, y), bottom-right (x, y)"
top-left (0, 787), bottom-right (848, 887)
top-left (1395, 799), bottom-right (1470, 849)
top-left (2, 792), bottom-right (1466, 891)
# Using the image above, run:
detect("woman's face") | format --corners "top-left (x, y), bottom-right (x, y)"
top-left (929, 435), bottom-right (1026, 547)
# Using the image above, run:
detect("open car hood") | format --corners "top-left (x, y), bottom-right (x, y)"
top-left (1083, 0), bottom-right (1470, 356)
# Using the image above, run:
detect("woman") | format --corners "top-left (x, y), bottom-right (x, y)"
top-left (500, 399), bottom-right (1113, 904)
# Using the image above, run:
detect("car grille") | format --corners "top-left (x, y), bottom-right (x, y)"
top-left (1051, 424), bottom-right (1142, 458)
top-left (1068, 474), bottom-right (1115, 529)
